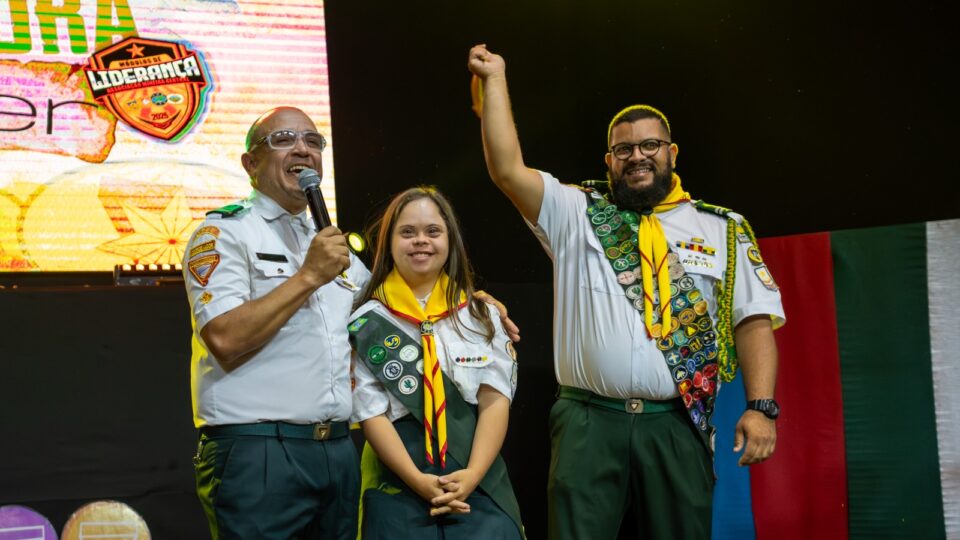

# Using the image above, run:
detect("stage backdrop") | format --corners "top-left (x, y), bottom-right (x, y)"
top-left (711, 218), bottom-right (959, 540)
top-left (1, 0), bottom-right (337, 271)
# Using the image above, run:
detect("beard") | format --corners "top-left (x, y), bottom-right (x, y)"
top-left (608, 160), bottom-right (674, 212)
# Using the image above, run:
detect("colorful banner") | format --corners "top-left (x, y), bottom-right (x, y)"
top-left (712, 219), bottom-right (959, 539)
top-left (1, 0), bottom-right (337, 271)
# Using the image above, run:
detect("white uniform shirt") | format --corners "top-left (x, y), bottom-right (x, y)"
top-left (529, 171), bottom-right (785, 400)
top-left (351, 301), bottom-right (518, 424)
top-left (184, 190), bottom-right (370, 427)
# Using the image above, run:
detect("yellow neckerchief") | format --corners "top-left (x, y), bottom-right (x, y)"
top-left (636, 173), bottom-right (690, 339)
top-left (374, 268), bottom-right (466, 469)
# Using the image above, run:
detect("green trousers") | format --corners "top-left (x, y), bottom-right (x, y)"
top-left (360, 416), bottom-right (522, 540)
top-left (547, 397), bottom-right (714, 540)
top-left (195, 432), bottom-right (360, 540)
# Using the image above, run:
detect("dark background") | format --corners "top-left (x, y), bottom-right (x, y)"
top-left (2, 0), bottom-right (956, 538)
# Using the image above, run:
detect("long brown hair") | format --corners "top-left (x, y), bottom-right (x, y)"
top-left (355, 186), bottom-right (495, 342)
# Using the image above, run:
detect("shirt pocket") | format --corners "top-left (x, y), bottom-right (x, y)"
top-left (675, 247), bottom-right (723, 282)
top-left (580, 234), bottom-right (629, 296)
top-left (251, 260), bottom-right (295, 299)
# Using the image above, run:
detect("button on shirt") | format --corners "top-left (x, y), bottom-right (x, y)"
top-left (184, 190), bottom-right (370, 427)
top-left (528, 171), bottom-right (785, 401)
top-left (351, 301), bottom-right (518, 424)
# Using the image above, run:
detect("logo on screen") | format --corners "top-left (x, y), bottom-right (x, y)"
top-left (83, 37), bottom-right (211, 142)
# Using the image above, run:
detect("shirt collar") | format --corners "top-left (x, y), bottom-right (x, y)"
top-left (251, 189), bottom-right (309, 227)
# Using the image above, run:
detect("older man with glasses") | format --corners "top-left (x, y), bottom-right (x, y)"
top-left (182, 107), bottom-right (369, 539)
top-left (468, 45), bottom-right (785, 539)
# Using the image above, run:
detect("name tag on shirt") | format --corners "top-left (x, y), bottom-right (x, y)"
top-left (256, 252), bottom-right (288, 262)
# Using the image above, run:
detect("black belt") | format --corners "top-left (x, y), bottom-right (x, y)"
top-left (558, 385), bottom-right (682, 414)
top-left (200, 421), bottom-right (349, 441)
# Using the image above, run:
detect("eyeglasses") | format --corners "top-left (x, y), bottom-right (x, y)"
top-left (610, 139), bottom-right (671, 160)
top-left (250, 129), bottom-right (327, 152)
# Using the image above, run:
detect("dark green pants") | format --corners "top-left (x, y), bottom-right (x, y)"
top-left (195, 432), bottom-right (359, 540)
top-left (361, 417), bottom-right (522, 540)
top-left (547, 398), bottom-right (714, 540)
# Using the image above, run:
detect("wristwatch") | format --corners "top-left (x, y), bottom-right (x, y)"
top-left (746, 399), bottom-right (780, 420)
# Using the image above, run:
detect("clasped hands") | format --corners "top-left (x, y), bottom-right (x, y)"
top-left (412, 468), bottom-right (482, 517)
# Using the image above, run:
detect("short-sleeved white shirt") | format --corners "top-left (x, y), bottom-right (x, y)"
top-left (351, 301), bottom-right (518, 424)
top-left (528, 171), bottom-right (785, 400)
top-left (183, 190), bottom-right (371, 427)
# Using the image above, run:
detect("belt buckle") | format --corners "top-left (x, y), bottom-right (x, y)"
top-left (625, 398), bottom-right (644, 414)
top-left (313, 423), bottom-right (331, 440)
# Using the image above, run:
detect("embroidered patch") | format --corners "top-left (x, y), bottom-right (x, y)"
top-left (398, 375), bottom-right (418, 395)
top-left (736, 226), bottom-right (751, 244)
top-left (368, 346), bottom-right (387, 364)
top-left (383, 360), bottom-right (403, 381)
top-left (348, 317), bottom-right (368, 333)
top-left (187, 254), bottom-right (220, 286)
top-left (746, 245), bottom-right (764, 266)
top-left (754, 265), bottom-right (779, 291)
top-left (416, 359), bottom-right (424, 375)
top-left (399, 344), bottom-right (418, 362)
top-left (195, 225), bottom-right (220, 239)
top-left (199, 291), bottom-right (213, 304)
top-left (189, 240), bottom-right (216, 259)
top-left (383, 335), bottom-right (401, 349)
top-left (617, 270), bottom-right (637, 285)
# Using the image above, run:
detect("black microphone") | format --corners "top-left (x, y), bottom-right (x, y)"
top-left (297, 168), bottom-right (331, 232)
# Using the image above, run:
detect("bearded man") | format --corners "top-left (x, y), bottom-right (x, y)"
top-left (468, 45), bottom-right (786, 540)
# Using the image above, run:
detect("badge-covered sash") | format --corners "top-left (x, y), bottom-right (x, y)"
top-left (348, 310), bottom-right (523, 536)
top-left (584, 191), bottom-right (719, 449)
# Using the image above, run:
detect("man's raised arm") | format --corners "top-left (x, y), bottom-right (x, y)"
top-left (467, 44), bottom-right (544, 224)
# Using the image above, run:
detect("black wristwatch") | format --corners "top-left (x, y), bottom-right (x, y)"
top-left (746, 399), bottom-right (780, 420)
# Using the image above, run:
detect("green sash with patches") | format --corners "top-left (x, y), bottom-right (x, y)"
top-left (584, 191), bottom-right (720, 451)
top-left (348, 310), bottom-right (523, 536)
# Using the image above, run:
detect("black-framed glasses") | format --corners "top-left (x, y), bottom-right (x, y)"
top-left (250, 129), bottom-right (327, 152)
top-left (610, 139), bottom-right (671, 160)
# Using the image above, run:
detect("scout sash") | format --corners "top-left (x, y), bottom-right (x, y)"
top-left (584, 190), bottom-right (721, 450)
top-left (348, 310), bottom-right (524, 536)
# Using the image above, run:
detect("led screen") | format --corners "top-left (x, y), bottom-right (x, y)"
top-left (0, 0), bottom-right (337, 271)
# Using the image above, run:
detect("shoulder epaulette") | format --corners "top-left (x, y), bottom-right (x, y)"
top-left (205, 202), bottom-right (250, 218)
top-left (693, 200), bottom-right (741, 221)
top-left (580, 179), bottom-right (609, 194)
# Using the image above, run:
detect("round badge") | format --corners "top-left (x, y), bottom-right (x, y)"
top-left (673, 331), bottom-right (689, 346)
top-left (618, 240), bottom-right (635, 255)
top-left (591, 213), bottom-right (608, 225)
top-left (633, 297), bottom-right (645, 312)
top-left (604, 204), bottom-right (617, 215)
top-left (586, 205), bottom-right (599, 216)
top-left (625, 284), bottom-right (643, 299)
top-left (596, 224), bottom-right (612, 237)
top-left (612, 258), bottom-right (629, 271)
top-left (625, 253), bottom-right (640, 267)
top-left (383, 335), bottom-right (401, 349)
top-left (672, 296), bottom-right (688, 310)
top-left (416, 359), bottom-right (424, 374)
top-left (367, 346), bottom-right (387, 364)
top-left (668, 262), bottom-right (685, 280)
top-left (702, 331), bottom-right (717, 345)
top-left (678, 309), bottom-right (696, 325)
top-left (656, 336), bottom-right (674, 351)
top-left (667, 252), bottom-right (680, 264)
top-left (687, 289), bottom-right (703, 303)
top-left (398, 375), bottom-right (419, 395)
top-left (601, 235), bottom-right (618, 247)
top-left (617, 270), bottom-right (637, 285)
top-left (608, 214), bottom-right (623, 229)
top-left (669, 317), bottom-right (680, 334)
top-left (62, 501), bottom-right (151, 539)
top-left (622, 211), bottom-right (638, 224)
top-left (672, 366), bottom-right (688, 382)
top-left (605, 247), bottom-right (621, 260)
top-left (383, 360), bottom-right (403, 381)
top-left (678, 276), bottom-right (695, 291)
top-left (399, 344), bottom-right (419, 362)
top-left (693, 300), bottom-right (708, 316)
top-left (747, 245), bottom-right (764, 266)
